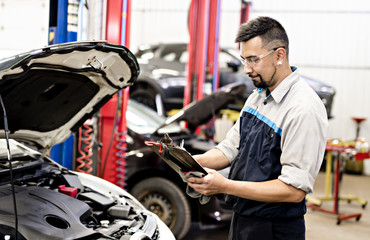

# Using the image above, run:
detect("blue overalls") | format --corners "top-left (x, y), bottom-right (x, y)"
top-left (226, 105), bottom-right (306, 240)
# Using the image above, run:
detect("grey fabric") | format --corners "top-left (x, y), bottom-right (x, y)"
top-left (177, 170), bottom-right (211, 204)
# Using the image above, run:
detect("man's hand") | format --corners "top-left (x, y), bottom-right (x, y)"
top-left (187, 167), bottom-right (229, 196)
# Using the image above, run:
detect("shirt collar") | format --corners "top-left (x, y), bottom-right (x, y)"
top-left (257, 67), bottom-right (299, 103)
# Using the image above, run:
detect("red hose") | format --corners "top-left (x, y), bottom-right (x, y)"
top-left (76, 123), bottom-right (93, 174)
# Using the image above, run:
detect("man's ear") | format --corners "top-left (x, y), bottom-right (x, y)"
top-left (276, 48), bottom-right (286, 62)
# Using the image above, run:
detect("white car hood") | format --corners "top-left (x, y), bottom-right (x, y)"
top-left (0, 41), bottom-right (139, 148)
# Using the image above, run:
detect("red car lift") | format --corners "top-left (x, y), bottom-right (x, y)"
top-left (240, 1), bottom-right (252, 24)
top-left (207, 0), bottom-right (221, 93)
top-left (185, 0), bottom-right (221, 106)
top-left (184, 0), bottom-right (221, 137)
top-left (98, 0), bottom-right (131, 189)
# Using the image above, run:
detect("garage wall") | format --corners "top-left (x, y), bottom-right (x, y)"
top-left (0, 0), bottom-right (49, 59)
top-left (130, 0), bottom-right (191, 50)
top-left (130, 0), bottom-right (242, 51)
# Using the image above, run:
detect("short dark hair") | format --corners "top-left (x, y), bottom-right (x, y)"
top-left (235, 16), bottom-right (289, 54)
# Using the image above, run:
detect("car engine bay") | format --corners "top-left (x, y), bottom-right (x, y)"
top-left (0, 142), bottom-right (158, 240)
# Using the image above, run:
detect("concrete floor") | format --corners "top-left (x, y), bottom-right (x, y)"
top-left (305, 172), bottom-right (370, 240)
top-left (183, 172), bottom-right (370, 240)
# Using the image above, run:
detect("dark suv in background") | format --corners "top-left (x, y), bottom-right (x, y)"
top-left (130, 42), bottom-right (335, 118)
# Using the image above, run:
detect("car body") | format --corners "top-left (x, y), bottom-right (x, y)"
top-left (0, 41), bottom-right (175, 240)
top-left (124, 82), bottom-right (246, 239)
top-left (131, 42), bottom-right (335, 118)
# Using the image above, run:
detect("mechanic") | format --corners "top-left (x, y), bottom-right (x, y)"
top-left (187, 16), bottom-right (328, 240)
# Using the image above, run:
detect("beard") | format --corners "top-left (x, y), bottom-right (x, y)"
top-left (250, 74), bottom-right (268, 88)
top-left (250, 67), bottom-right (277, 89)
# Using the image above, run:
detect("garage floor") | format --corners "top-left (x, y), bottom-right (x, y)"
top-left (182, 172), bottom-right (370, 240)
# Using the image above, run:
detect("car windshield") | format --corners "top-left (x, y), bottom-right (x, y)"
top-left (127, 100), bottom-right (182, 134)
top-left (0, 52), bottom-right (31, 72)
top-left (0, 139), bottom-right (41, 162)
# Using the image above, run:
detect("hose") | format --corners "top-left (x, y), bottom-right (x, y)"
top-left (115, 130), bottom-right (127, 189)
top-left (76, 122), bottom-right (94, 174)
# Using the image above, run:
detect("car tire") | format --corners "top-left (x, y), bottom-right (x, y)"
top-left (130, 84), bottom-right (158, 111)
top-left (130, 177), bottom-right (191, 239)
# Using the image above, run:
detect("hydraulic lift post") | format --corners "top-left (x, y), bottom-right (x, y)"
top-left (99, 0), bottom-right (131, 189)
top-left (185, 0), bottom-right (221, 137)
top-left (185, 0), bottom-right (221, 104)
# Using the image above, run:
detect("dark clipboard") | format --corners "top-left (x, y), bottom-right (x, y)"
top-left (145, 133), bottom-right (208, 175)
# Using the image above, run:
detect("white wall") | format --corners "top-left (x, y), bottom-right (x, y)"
top-left (130, 0), bottom-right (242, 51)
top-left (1, 0), bottom-right (369, 142)
top-left (0, 0), bottom-right (49, 59)
top-left (130, 0), bottom-right (191, 50)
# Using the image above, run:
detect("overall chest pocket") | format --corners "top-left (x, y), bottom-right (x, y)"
top-left (238, 107), bottom-right (282, 162)
top-left (259, 124), bottom-right (281, 165)
top-left (240, 118), bottom-right (281, 166)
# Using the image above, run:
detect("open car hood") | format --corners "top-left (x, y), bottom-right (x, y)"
top-left (0, 41), bottom-right (139, 148)
top-left (158, 82), bottom-right (247, 133)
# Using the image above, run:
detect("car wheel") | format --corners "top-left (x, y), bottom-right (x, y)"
top-left (130, 84), bottom-right (158, 111)
top-left (130, 177), bottom-right (191, 239)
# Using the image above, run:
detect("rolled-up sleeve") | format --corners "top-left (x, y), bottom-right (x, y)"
top-left (215, 117), bottom-right (241, 163)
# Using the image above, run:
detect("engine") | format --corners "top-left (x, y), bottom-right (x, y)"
top-left (0, 158), bottom-right (158, 240)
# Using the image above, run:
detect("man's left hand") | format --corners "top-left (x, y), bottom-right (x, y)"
top-left (187, 168), bottom-right (229, 196)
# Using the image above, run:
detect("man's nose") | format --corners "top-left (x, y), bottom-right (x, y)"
top-left (243, 63), bottom-right (253, 75)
